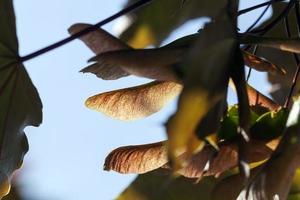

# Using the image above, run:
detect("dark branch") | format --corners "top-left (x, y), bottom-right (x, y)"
top-left (238, 0), bottom-right (285, 16)
top-left (250, 1), bottom-right (294, 35)
top-left (20, 0), bottom-right (152, 62)
top-left (284, 2), bottom-right (300, 108)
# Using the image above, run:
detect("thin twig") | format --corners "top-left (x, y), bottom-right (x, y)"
top-left (243, 4), bottom-right (269, 78)
top-left (246, 45), bottom-right (259, 81)
top-left (284, 2), bottom-right (300, 108)
top-left (243, 1), bottom-right (294, 51)
top-left (245, 4), bottom-right (271, 33)
top-left (243, 4), bottom-right (268, 81)
top-left (20, 0), bottom-right (152, 62)
top-left (251, 1), bottom-right (295, 35)
top-left (238, 0), bottom-right (284, 16)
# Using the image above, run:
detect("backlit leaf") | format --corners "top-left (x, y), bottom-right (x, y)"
top-left (166, 13), bottom-right (237, 170)
top-left (120, 0), bottom-right (227, 47)
top-left (85, 81), bottom-right (182, 121)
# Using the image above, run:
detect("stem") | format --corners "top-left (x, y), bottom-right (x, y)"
top-left (284, 1), bottom-right (300, 108)
top-left (20, 0), bottom-right (152, 62)
top-left (251, 1), bottom-right (295, 35)
top-left (246, 45), bottom-right (259, 81)
top-left (238, 0), bottom-right (285, 16)
top-left (244, 4), bottom-right (269, 81)
top-left (243, 1), bottom-right (294, 51)
top-left (245, 4), bottom-right (271, 33)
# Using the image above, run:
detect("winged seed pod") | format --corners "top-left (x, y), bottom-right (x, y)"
top-left (104, 85), bottom-right (281, 177)
top-left (104, 138), bottom-right (278, 179)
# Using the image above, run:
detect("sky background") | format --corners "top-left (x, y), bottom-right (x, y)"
top-left (13, 0), bottom-right (270, 199)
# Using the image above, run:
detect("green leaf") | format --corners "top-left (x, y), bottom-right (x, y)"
top-left (116, 169), bottom-right (219, 200)
top-left (0, 0), bottom-right (42, 198)
top-left (120, 0), bottom-right (227, 47)
top-left (217, 105), bottom-right (261, 141)
top-left (239, 96), bottom-right (300, 200)
top-left (251, 108), bottom-right (289, 140)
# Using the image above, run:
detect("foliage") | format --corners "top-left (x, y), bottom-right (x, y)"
top-left (3, 0), bottom-right (300, 199)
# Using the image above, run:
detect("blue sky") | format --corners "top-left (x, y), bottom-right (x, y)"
top-left (13, 0), bottom-right (270, 199)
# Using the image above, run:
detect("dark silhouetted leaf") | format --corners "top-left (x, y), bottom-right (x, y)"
top-left (251, 108), bottom-right (289, 140)
top-left (0, 0), bottom-right (42, 198)
top-left (116, 169), bottom-right (219, 200)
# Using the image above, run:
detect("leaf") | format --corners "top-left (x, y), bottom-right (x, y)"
top-left (116, 169), bottom-right (219, 200)
top-left (250, 108), bottom-right (289, 140)
top-left (166, 15), bottom-right (237, 170)
top-left (213, 166), bottom-right (300, 200)
top-left (212, 166), bottom-right (263, 200)
top-left (0, 0), bottom-right (42, 198)
top-left (68, 23), bottom-right (130, 80)
top-left (163, 33), bottom-right (199, 48)
top-left (241, 34), bottom-right (300, 54)
top-left (243, 50), bottom-right (286, 75)
top-left (196, 98), bottom-right (227, 140)
top-left (238, 96), bottom-right (300, 200)
top-left (217, 105), bottom-right (261, 141)
top-left (3, 182), bottom-right (23, 200)
top-left (88, 48), bottom-right (184, 82)
top-left (85, 81), bottom-right (182, 121)
top-left (104, 141), bottom-right (168, 174)
top-left (119, 0), bottom-right (227, 47)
